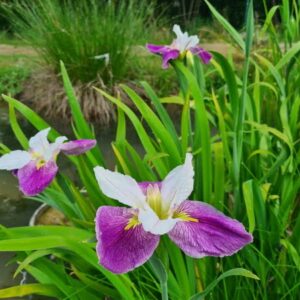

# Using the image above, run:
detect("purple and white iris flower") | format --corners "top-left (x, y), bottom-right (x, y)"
top-left (147, 24), bottom-right (212, 68)
top-left (94, 154), bottom-right (253, 274)
top-left (0, 128), bottom-right (96, 196)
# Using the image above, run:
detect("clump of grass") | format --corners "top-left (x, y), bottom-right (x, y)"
top-left (2, 0), bottom-right (157, 84)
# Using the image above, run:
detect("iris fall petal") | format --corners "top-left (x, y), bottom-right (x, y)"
top-left (17, 160), bottom-right (58, 196)
top-left (168, 200), bottom-right (253, 258)
top-left (95, 206), bottom-right (160, 274)
top-left (60, 139), bottom-right (97, 155)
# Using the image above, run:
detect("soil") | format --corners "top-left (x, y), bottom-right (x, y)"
top-left (0, 44), bottom-right (37, 56)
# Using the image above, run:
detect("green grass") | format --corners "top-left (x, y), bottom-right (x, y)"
top-left (2, 0), bottom-right (159, 84)
top-left (0, 55), bottom-right (32, 97)
top-left (0, 31), bottom-right (24, 46)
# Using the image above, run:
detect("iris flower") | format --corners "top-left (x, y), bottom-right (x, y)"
top-left (147, 24), bottom-right (212, 68)
top-left (94, 154), bottom-right (253, 274)
top-left (0, 128), bottom-right (96, 196)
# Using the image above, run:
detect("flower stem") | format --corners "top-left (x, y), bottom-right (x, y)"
top-left (161, 281), bottom-right (168, 300)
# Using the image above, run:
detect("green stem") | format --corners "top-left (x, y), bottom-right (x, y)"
top-left (161, 282), bottom-right (168, 300)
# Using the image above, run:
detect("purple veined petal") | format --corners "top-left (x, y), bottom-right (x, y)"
top-left (17, 160), bottom-right (58, 196)
top-left (190, 46), bottom-right (212, 64)
top-left (60, 139), bottom-right (96, 155)
top-left (168, 200), bottom-right (253, 258)
top-left (161, 48), bottom-right (180, 69)
top-left (138, 181), bottom-right (162, 195)
top-left (146, 44), bottom-right (180, 69)
top-left (95, 206), bottom-right (160, 274)
top-left (146, 44), bottom-right (169, 54)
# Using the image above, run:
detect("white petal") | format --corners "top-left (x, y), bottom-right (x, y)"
top-left (138, 206), bottom-right (178, 235)
top-left (0, 150), bottom-right (31, 170)
top-left (44, 136), bottom-right (68, 161)
top-left (186, 35), bottom-right (200, 48)
top-left (173, 24), bottom-right (184, 38)
top-left (161, 153), bottom-right (194, 210)
top-left (94, 166), bottom-right (146, 208)
top-left (172, 24), bottom-right (199, 52)
top-left (29, 128), bottom-right (51, 154)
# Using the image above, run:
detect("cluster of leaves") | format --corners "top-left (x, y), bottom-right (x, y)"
top-left (0, 0), bottom-right (300, 299)
top-left (0, 63), bottom-right (30, 97)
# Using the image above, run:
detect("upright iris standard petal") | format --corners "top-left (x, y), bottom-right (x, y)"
top-left (29, 127), bottom-right (51, 153)
top-left (168, 201), bottom-right (253, 258)
top-left (161, 153), bottom-right (194, 210)
top-left (95, 206), bottom-right (160, 274)
top-left (44, 136), bottom-right (68, 161)
top-left (0, 150), bottom-right (31, 170)
top-left (172, 24), bottom-right (199, 51)
top-left (17, 160), bottom-right (58, 196)
top-left (94, 166), bottom-right (146, 208)
top-left (60, 139), bottom-right (96, 155)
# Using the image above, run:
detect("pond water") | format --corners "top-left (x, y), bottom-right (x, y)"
top-left (0, 102), bottom-right (142, 297)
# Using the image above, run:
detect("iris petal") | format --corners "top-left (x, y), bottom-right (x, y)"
top-left (60, 139), bottom-right (96, 155)
top-left (29, 127), bottom-right (51, 154)
top-left (0, 150), bottom-right (31, 170)
top-left (94, 167), bottom-right (146, 208)
top-left (17, 160), bottom-right (58, 196)
top-left (168, 200), bottom-right (253, 258)
top-left (146, 44), bottom-right (180, 68)
top-left (190, 46), bottom-right (212, 64)
top-left (161, 153), bottom-right (194, 211)
top-left (95, 206), bottom-right (160, 274)
top-left (146, 44), bottom-right (169, 54)
top-left (161, 49), bottom-right (180, 69)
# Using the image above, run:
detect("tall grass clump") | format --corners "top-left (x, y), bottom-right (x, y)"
top-left (2, 0), bottom-right (156, 83)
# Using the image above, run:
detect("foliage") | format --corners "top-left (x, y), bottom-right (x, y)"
top-left (1, 0), bottom-right (300, 299)
top-left (2, 0), bottom-right (157, 84)
top-left (0, 58), bottom-right (30, 97)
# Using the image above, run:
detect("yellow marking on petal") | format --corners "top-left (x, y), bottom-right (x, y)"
top-left (179, 51), bottom-right (187, 59)
top-left (124, 215), bottom-right (140, 230)
top-left (31, 152), bottom-right (42, 159)
top-left (147, 184), bottom-right (168, 219)
top-left (174, 211), bottom-right (198, 222)
top-left (36, 159), bottom-right (46, 170)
